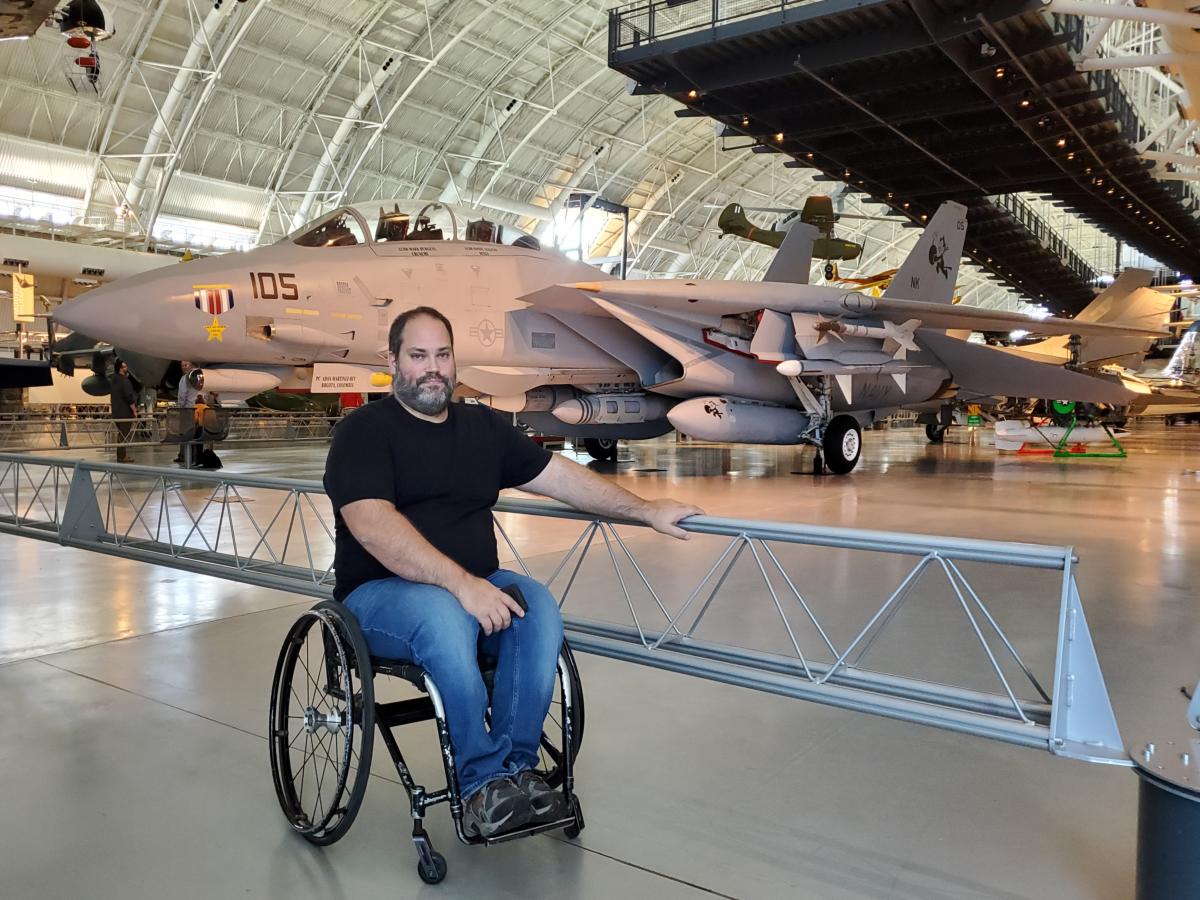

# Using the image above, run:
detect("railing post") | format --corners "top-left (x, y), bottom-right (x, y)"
top-left (59, 464), bottom-right (105, 546)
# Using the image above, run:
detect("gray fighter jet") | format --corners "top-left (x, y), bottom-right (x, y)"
top-left (53, 200), bottom-right (1159, 473)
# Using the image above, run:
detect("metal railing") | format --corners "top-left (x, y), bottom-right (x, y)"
top-left (0, 453), bottom-right (1127, 766)
top-left (610, 0), bottom-right (821, 53)
top-left (0, 409), bottom-right (337, 451)
top-left (991, 193), bottom-right (1100, 286)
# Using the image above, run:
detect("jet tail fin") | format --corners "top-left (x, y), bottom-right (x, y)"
top-left (1075, 268), bottom-right (1155, 324)
top-left (1019, 276), bottom-right (1171, 368)
top-left (1164, 321), bottom-right (1200, 379)
top-left (763, 221), bottom-right (818, 285)
top-left (883, 201), bottom-right (967, 304)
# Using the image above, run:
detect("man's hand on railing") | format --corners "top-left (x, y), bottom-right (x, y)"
top-left (643, 498), bottom-right (704, 541)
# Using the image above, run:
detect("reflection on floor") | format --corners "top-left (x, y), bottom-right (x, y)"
top-left (3, 421), bottom-right (1199, 898)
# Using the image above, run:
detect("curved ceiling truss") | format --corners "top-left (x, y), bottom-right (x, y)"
top-left (7, 0), bottom-right (1182, 314)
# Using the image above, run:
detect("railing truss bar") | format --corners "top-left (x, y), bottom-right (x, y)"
top-left (748, 538), bottom-right (815, 680)
top-left (493, 515), bottom-right (532, 578)
top-left (599, 522), bottom-right (649, 647)
top-left (543, 520), bottom-right (596, 589)
top-left (820, 553), bottom-right (937, 685)
top-left (605, 523), bottom-right (684, 637)
top-left (761, 540), bottom-right (839, 659)
top-left (650, 533), bottom-right (742, 650)
top-left (935, 556), bottom-right (1032, 725)
top-left (684, 536), bottom-right (751, 640)
top-left (943, 557), bottom-right (1052, 705)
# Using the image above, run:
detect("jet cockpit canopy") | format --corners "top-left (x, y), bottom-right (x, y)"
top-left (285, 201), bottom-right (542, 251)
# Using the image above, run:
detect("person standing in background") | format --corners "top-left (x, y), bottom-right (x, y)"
top-left (175, 360), bottom-right (198, 464)
top-left (110, 359), bottom-right (137, 463)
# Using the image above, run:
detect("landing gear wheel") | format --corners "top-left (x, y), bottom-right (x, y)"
top-left (925, 423), bottom-right (947, 444)
top-left (822, 415), bottom-right (862, 475)
top-left (269, 600), bottom-right (375, 847)
top-left (417, 851), bottom-right (447, 885)
top-left (583, 437), bottom-right (618, 461)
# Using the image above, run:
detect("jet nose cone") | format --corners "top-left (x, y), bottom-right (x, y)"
top-left (55, 285), bottom-right (134, 341)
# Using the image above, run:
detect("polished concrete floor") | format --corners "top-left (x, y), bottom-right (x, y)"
top-left (2, 421), bottom-right (1198, 899)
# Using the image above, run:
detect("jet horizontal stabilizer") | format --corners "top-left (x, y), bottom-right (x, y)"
top-left (920, 331), bottom-right (1140, 405)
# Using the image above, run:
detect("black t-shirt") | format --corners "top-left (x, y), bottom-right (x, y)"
top-left (324, 398), bottom-right (552, 601)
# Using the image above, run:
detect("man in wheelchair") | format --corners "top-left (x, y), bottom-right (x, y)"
top-left (324, 306), bottom-right (701, 839)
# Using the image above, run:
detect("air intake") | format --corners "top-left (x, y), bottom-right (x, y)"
top-left (3, 258), bottom-right (30, 268)
top-left (81, 266), bottom-right (105, 276)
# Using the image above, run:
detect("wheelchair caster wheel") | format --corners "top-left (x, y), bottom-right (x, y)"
top-left (417, 851), bottom-right (447, 885)
top-left (564, 797), bottom-right (585, 839)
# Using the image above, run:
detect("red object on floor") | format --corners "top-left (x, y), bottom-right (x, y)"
top-left (1017, 442), bottom-right (1090, 456)
top-left (339, 392), bottom-right (365, 411)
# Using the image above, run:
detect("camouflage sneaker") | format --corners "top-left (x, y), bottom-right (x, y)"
top-left (513, 770), bottom-right (568, 822)
top-left (462, 777), bottom-right (532, 838)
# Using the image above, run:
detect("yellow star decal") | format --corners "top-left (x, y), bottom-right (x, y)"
top-left (205, 314), bottom-right (226, 342)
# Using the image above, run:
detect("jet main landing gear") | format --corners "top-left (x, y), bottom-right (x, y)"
top-left (582, 437), bottom-right (619, 461)
top-left (822, 414), bottom-right (863, 474)
top-left (787, 374), bottom-right (862, 476)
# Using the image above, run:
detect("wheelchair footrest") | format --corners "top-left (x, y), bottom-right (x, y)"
top-left (474, 809), bottom-right (582, 846)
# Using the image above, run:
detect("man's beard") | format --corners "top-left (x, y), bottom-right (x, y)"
top-left (393, 371), bottom-right (453, 415)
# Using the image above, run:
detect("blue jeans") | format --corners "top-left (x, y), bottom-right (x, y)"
top-left (344, 570), bottom-right (564, 799)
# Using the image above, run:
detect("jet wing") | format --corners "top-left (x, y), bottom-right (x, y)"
top-left (554, 281), bottom-right (1165, 338)
top-left (872, 296), bottom-right (1166, 338)
top-left (919, 330), bottom-right (1146, 404)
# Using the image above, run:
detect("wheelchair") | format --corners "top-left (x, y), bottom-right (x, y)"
top-left (267, 593), bottom-right (585, 885)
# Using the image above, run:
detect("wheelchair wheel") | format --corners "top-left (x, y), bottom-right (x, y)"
top-left (417, 851), bottom-right (447, 885)
top-left (269, 600), bottom-right (375, 846)
top-left (537, 639), bottom-right (585, 789)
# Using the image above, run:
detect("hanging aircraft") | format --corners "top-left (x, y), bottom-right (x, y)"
top-left (831, 268), bottom-right (897, 293)
top-left (52, 199), bottom-right (1162, 473)
top-left (717, 196), bottom-right (871, 262)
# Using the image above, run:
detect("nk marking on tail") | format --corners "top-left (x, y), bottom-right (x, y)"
top-left (884, 202), bottom-right (968, 305)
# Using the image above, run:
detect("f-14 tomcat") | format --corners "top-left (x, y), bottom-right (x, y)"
top-left (53, 200), bottom-right (1160, 474)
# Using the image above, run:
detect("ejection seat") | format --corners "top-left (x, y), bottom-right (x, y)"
top-left (268, 589), bottom-right (585, 885)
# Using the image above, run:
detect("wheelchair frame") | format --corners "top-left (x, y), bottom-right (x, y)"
top-left (268, 600), bottom-right (585, 885)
